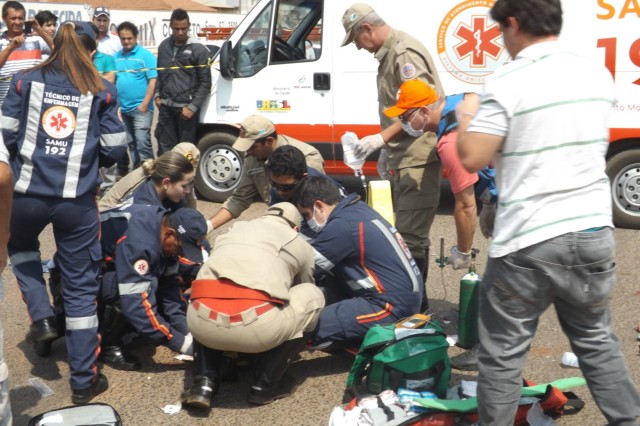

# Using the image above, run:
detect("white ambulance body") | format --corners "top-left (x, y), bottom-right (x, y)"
top-left (195, 0), bottom-right (640, 229)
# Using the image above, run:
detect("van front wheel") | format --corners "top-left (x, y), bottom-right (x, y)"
top-left (606, 149), bottom-right (640, 229)
top-left (195, 131), bottom-right (243, 203)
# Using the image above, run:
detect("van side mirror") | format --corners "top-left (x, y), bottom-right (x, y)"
top-left (219, 40), bottom-right (235, 80)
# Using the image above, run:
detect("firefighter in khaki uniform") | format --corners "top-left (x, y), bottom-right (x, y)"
top-left (208, 114), bottom-right (325, 230)
top-left (181, 202), bottom-right (325, 409)
top-left (341, 4), bottom-right (444, 310)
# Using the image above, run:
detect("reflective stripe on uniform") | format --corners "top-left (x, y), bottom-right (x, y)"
top-left (14, 81), bottom-right (45, 193)
top-left (371, 219), bottom-right (421, 293)
top-left (63, 93), bottom-right (92, 198)
top-left (0, 116), bottom-right (19, 133)
top-left (101, 132), bottom-right (127, 147)
top-left (119, 281), bottom-right (151, 295)
top-left (346, 277), bottom-right (376, 291)
top-left (9, 250), bottom-right (40, 266)
top-left (313, 249), bottom-right (334, 273)
top-left (100, 210), bottom-right (132, 223)
top-left (65, 314), bottom-right (98, 330)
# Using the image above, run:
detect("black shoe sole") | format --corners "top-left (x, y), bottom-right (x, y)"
top-left (247, 382), bottom-right (298, 405)
top-left (181, 393), bottom-right (212, 410)
top-left (99, 357), bottom-right (141, 371)
top-left (71, 375), bottom-right (109, 404)
top-left (26, 329), bottom-right (59, 344)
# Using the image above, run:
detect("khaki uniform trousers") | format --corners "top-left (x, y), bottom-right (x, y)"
top-left (187, 283), bottom-right (324, 353)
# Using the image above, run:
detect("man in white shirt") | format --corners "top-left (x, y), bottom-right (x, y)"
top-left (92, 6), bottom-right (122, 55)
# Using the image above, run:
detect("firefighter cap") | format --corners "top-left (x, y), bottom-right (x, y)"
top-left (172, 142), bottom-right (201, 166)
top-left (233, 115), bottom-right (277, 152)
top-left (341, 3), bottom-right (375, 47)
top-left (383, 79), bottom-right (440, 117)
top-left (265, 202), bottom-right (302, 228)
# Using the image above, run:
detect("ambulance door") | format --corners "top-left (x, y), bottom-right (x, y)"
top-left (216, 0), bottom-right (334, 158)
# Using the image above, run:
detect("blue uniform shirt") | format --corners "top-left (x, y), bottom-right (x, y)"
top-left (312, 193), bottom-right (423, 299)
top-left (1, 67), bottom-right (127, 197)
top-left (100, 203), bottom-right (186, 352)
top-left (126, 178), bottom-right (185, 212)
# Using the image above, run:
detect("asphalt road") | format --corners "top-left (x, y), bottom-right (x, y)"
top-left (2, 186), bottom-right (639, 425)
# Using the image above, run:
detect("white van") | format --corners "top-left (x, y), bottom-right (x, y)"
top-left (194, 0), bottom-right (640, 230)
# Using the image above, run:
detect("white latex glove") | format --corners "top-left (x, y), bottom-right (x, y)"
top-left (479, 202), bottom-right (496, 239)
top-left (206, 219), bottom-right (214, 235)
top-left (180, 332), bottom-right (194, 356)
top-left (377, 149), bottom-right (392, 180)
top-left (447, 246), bottom-right (471, 270)
top-left (354, 134), bottom-right (384, 159)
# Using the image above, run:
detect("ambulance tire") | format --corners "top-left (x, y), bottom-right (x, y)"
top-left (606, 148), bottom-right (640, 229)
top-left (195, 131), bottom-right (244, 203)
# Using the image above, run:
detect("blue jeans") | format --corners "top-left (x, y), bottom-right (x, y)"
top-left (122, 108), bottom-right (153, 167)
top-left (477, 227), bottom-right (640, 425)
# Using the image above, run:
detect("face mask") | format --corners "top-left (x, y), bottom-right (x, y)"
top-left (307, 205), bottom-right (326, 233)
top-left (401, 109), bottom-right (426, 137)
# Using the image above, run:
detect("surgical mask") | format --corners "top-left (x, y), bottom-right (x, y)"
top-left (307, 206), bottom-right (326, 233)
top-left (401, 117), bottom-right (425, 137)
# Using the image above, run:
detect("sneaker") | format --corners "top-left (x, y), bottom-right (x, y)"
top-left (447, 246), bottom-right (472, 270)
top-left (450, 345), bottom-right (479, 371)
top-left (247, 375), bottom-right (298, 405)
top-left (71, 374), bottom-right (109, 404)
top-left (180, 377), bottom-right (216, 410)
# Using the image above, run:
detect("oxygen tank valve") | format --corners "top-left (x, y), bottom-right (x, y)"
top-left (435, 237), bottom-right (447, 269)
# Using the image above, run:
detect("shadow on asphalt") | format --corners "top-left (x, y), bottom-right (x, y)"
top-left (10, 385), bottom-right (45, 425)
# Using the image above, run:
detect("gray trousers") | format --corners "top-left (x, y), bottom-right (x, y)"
top-left (477, 227), bottom-right (640, 426)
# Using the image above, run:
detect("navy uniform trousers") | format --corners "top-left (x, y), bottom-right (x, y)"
top-left (9, 192), bottom-right (102, 390)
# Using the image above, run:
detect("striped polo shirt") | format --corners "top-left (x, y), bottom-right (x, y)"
top-left (468, 41), bottom-right (615, 258)
top-left (0, 33), bottom-right (50, 103)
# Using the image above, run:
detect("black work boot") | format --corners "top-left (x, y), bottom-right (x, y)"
top-left (27, 317), bottom-right (60, 344)
top-left (247, 337), bottom-right (306, 405)
top-left (34, 268), bottom-right (67, 358)
top-left (180, 342), bottom-right (222, 410)
top-left (99, 304), bottom-right (141, 371)
top-left (71, 373), bottom-right (109, 404)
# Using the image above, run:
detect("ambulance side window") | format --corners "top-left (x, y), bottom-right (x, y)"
top-left (271, 0), bottom-right (321, 64)
top-left (235, 5), bottom-right (271, 77)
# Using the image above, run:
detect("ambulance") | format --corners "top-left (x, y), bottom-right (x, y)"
top-left (194, 0), bottom-right (640, 230)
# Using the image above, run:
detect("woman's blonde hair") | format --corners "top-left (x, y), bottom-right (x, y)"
top-left (34, 23), bottom-right (105, 94)
top-left (141, 151), bottom-right (194, 183)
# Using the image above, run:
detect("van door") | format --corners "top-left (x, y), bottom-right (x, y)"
top-left (216, 0), bottom-right (334, 160)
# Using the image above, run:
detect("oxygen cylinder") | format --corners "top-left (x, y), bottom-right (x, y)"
top-left (457, 252), bottom-right (480, 349)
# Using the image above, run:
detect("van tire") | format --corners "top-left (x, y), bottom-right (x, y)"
top-left (606, 149), bottom-right (640, 229)
top-left (195, 131), bottom-right (243, 203)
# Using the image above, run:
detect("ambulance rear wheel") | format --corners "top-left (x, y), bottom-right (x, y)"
top-left (195, 131), bottom-right (243, 203)
top-left (607, 148), bottom-right (640, 229)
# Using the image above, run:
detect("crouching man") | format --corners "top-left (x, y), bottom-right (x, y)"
top-left (180, 202), bottom-right (325, 409)
top-left (294, 176), bottom-right (423, 351)
top-left (98, 204), bottom-right (207, 370)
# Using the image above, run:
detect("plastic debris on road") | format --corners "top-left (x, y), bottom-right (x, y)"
top-left (28, 377), bottom-right (54, 397)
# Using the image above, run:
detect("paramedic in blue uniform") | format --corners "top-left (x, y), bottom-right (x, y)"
top-left (1, 22), bottom-right (127, 404)
top-left (125, 150), bottom-right (195, 213)
top-left (294, 176), bottom-right (423, 351)
top-left (98, 204), bottom-right (208, 370)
